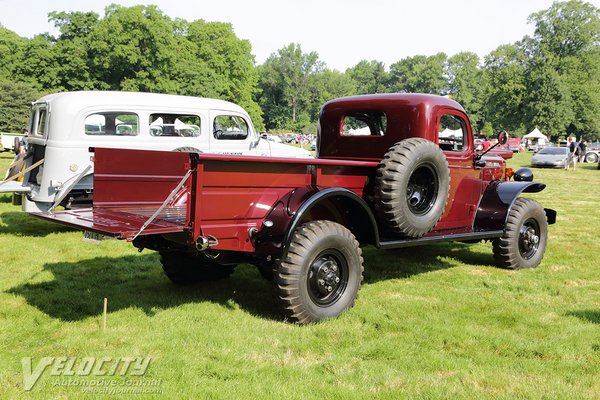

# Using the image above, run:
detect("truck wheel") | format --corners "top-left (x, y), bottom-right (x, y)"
top-left (492, 198), bottom-right (548, 270)
top-left (375, 138), bottom-right (450, 237)
top-left (275, 221), bottom-right (363, 324)
top-left (173, 147), bottom-right (202, 153)
top-left (585, 152), bottom-right (598, 163)
top-left (13, 136), bottom-right (21, 155)
top-left (159, 251), bottom-right (234, 284)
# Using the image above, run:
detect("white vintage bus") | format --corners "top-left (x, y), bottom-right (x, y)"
top-left (0, 91), bottom-right (309, 212)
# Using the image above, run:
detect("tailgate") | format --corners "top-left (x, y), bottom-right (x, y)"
top-left (32, 206), bottom-right (188, 240)
top-left (32, 147), bottom-right (195, 240)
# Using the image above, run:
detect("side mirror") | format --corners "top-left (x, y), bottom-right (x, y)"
top-left (250, 134), bottom-right (261, 148)
top-left (497, 130), bottom-right (508, 145)
top-left (476, 130), bottom-right (509, 161)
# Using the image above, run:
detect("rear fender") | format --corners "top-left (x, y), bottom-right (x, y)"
top-left (254, 187), bottom-right (379, 256)
top-left (474, 181), bottom-right (555, 231)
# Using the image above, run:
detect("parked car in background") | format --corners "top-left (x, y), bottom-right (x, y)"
top-left (506, 137), bottom-right (523, 152)
top-left (584, 142), bottom-right (600, 163)
top-left (531, 146), bottom-right (572, 168)
top-left (283, 134), bottom-right (298, 144)
top-left (260, 133), bottom-right (283, 143)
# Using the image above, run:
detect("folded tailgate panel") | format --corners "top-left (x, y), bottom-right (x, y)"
top-left (32, 207), bottom-right (188, 239)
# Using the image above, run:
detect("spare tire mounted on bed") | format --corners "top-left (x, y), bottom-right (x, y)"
top-left (375, 138), bottom-right (451, 238)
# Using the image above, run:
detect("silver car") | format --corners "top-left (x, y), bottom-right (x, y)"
top-left (531, 146), bottom-right (572, 168)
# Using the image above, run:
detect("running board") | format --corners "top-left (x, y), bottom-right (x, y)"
top-left (378, 230), bottom-right (504, 249)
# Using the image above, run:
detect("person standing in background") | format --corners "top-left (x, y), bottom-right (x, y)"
top-left (577, 139), bottom-right (587, 163)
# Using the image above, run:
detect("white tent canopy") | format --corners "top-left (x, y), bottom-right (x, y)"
top-left (523, 128), bottom-right (548, 140)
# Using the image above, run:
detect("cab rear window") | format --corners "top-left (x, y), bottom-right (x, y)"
top-left (341, 111), bottom-right (386, 136)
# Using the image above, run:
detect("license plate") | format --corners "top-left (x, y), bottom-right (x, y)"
top-left (83, 231), bottom-right (112, 243)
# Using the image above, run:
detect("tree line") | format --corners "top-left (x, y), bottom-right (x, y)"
top-left (1, 1), bottom-right (599, 141)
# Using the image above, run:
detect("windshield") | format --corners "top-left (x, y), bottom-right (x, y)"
top-left (538, 147), bottom-right (567, 155)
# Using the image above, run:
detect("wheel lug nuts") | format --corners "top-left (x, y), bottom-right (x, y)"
top-left (334, 277), bottom-right (340, 283)
top-left (318, 279), bottom-right (325, 286)
top-left (323, 267), bottom-right (329, 273)
top-left (332, 265), bottom-right (337, 272)
top-left (327, 286), bottom-right (333, 292)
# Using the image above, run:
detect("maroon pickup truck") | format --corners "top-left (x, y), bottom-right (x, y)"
top-left (35, 94), bottom-right (556, 324)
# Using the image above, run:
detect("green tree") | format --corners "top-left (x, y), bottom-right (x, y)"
top-left (0, 26), bottom-right (27, 80)
top-left (12, 34), bottom-right (59, 90)
top-left (184, 20), bottom-right (263, 129)
top-left (483, 44), bottom-right (529, 133)
top-left (258, 43), bottom-right (324, 130)
top-left (0, 81), bottom-right (41, 132)
top-left (446, 52), bottom-right (488, 131)
top-left (86, 4), bottom-right (180, 93)
top-left (389, 53), bottom-right (447, 94)
top-left (523, 62), bottom-right (574, 137)
top-left (306, 69), bottom-right (356, 126)
top-left (346, 60), bottom-right (390, 94)
top-left (527, 0), bottom-right (600, 139)
top-left (528, 0), bottom-right (600, 59)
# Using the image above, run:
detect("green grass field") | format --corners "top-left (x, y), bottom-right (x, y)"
top-left (0, 151), bottom-right (599, 399)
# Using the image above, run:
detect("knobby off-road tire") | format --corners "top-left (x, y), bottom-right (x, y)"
top-left (375, 138), bottom-right (450, 237)
top-left (13, 136), bottom-right (22, 155)
top-left (492, 198), bottom-right (548, 270)
top-left (275, 221), bottom-right (364, 324)
top-left (159, 251), bottom-right (235, 284)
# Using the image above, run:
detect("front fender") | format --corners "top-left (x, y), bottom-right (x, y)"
top-left (474, 181), bottom-right (551, 231)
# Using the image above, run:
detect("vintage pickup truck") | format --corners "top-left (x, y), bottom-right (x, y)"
top-left (34, 94), bottom-right (556, 323)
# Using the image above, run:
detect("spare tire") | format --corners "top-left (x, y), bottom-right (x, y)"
top-left (13, 136), bottom-right (22, 155)
top-left (173, 147), bottom-right (202, 153)
top-left (375, 138), bottom-right (450, 237)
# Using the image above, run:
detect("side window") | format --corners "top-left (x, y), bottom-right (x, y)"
top-left (35, 108), bottom-right (47, 136)
top-left (438, 114), bottom-right (466, 152)
top-left (149, 114), bottom-right (201, 137)
top-left (84, 112), bottom-right (139, 136)
top-left (341, 111), bottom-right (386, 136)
top-left (213, 115), bottom-right (248, 140)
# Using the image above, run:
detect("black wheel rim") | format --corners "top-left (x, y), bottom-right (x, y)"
top-left (406, 164), bottom-right (439, 215)
top-left (307, 249), bottom-right (348, 306)
top-left (519, 218), bottom-right (541, 259)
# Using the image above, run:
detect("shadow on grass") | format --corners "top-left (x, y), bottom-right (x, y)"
top-left (7, 242), bottom-right (496, 322)
top-left (363, 242), bottom-right (494, 283)
top-left (0, 211), bottom-right (73, 237)
top-left (8, 254), bottom-right (280, 322)
top-left (567, 310), bottom-right (600, 324)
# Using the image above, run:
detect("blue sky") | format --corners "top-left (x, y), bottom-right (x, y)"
top-left (2, 0), bottom-right (600, 71)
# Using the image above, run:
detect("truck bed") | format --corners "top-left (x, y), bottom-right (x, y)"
top-left (32, 148), bottom-right (379, 246)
